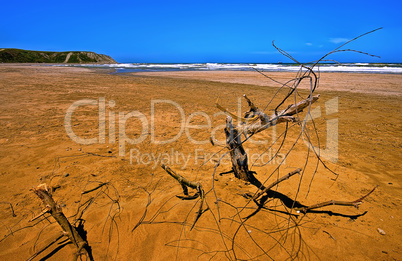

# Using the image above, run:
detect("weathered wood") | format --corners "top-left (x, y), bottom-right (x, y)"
top-left (161, 164), bottom-right (200, 191)
top-left (241, 95), bottom-right (320, 135)
top-left (243, 94), bottom-right (268, 125)
top-left (216, 94), bottom-right (319, 136)
top-left (161, 164), bottom-right (205, 229)
top-left (297, 186), bottom-right (377, 213)
top-left (32, 184), bottom-right (93, 261)
top-left (224, 116), bottom-right (253, 182)
top-left (252, 168), bottom-right (302, 200)
top-left (218, 94), bottom-right (319, 184)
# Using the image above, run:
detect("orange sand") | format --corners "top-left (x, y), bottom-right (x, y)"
top-left (0, 65), bottom-right (400, 260)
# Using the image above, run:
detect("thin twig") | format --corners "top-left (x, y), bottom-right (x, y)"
top-left (297, 186), bottom-right (377, 213)
top-left (0, 202), bottom-right (17, 217)
top-left (82, 182), bottom-right (108, 194)
top-left (161, 164), bottom-right (205, 230)
top-left (323, 230), bottom-right (336, 241)
top-left (253, 169), bottom-right (302, 200)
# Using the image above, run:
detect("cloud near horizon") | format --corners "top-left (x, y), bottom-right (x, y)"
top-left (329, 38), bottom-right (350, 44)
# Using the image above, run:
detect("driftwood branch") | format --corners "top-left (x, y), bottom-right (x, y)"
top-left (217, 94), bottom-right (318, 185)
top-left (243, 94), bottom-right (268, 125)
top-left (161, 164), bottom-right (205, 229)
top-left (240, 94), bottom-right (320, 135)
top-left (217, 92), bottom-right (376, 216)
top-left (216, 94), bottom-right (319, 136)
top-left (161, 164), bottom-right (200, 191)
top-left (252, 168), bottom-right (302, 200)
top-left (297, 186), bottom-right (377, 213)
top-left (215, 99), bottom-right (251, 123)
top-left (224, 116), bottom-right (256, 182)
top-left (29, 206), bottom-right (51, 222)
top-left (32, 184), bottom-right (93, 261)
top-left (219, 93), bottom-right (318, 184)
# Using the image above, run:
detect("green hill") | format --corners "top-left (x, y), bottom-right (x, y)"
top-left (0, 48), bottom-right (116, 63)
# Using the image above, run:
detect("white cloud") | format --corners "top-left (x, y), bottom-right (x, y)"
top-left (305, 42), bottom-right (313, 46)
top-left (251, 51), bottom-right (298, 55)
top-left (329, 38), bottom-right (350, 44)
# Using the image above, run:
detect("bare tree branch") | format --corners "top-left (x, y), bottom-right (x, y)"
top-left (32, 184), bottom-right (94, 261)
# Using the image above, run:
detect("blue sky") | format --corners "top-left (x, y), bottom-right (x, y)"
top-left (1, 0), bottom-right (401, 63)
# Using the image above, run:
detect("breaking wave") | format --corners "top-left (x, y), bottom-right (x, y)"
top-left (61, 62), bottom-right (402, 74)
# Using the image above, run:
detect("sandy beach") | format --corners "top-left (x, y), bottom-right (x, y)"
top-left (0, 64), bottom-right (401, 260)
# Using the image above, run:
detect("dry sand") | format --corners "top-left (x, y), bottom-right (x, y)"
top-left (0, 64), bottom-right (401, 260)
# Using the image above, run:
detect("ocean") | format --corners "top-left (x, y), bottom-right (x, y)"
top-left (62, 63), bottom-right (402, 74)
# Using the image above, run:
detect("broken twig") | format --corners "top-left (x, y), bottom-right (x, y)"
top-left (253, 168), bottom-right (302, 200)
top-left (32, 184), bottom-right (93, 261)
top-left (297, 186), bottom-right (377, 213)
top-left (161, 164), bottom-right (205, 229)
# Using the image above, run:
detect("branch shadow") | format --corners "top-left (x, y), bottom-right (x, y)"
top-left (39, 239), bottom-right (71, 260)
top-left (304, 209), bottom-right (368, 219)
top-left (247, 187), bottom-right (368, 220)
top-left (76, 219), bottom-right (95, 260)
top-left (37, 220), bottom-right (94, 261)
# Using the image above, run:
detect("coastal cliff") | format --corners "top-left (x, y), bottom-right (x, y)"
top-left (0, 48), bottom-right (116, 63)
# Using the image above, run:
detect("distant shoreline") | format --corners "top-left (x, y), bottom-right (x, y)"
top-left (2, 62), bottom-right (402, 75)
top-left (1, 64), bottom-right (401, 97)
top-left (55, 62), bottom-right (402, 74)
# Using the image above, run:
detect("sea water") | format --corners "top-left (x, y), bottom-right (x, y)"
top-left (61, 62), bottom-right (402, 74)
